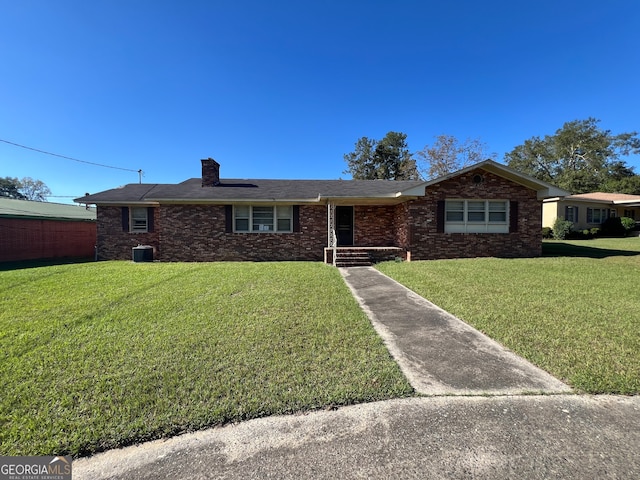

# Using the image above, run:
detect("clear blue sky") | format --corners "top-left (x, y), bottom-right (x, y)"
top-left (1, 0), bottom-right (639, 203)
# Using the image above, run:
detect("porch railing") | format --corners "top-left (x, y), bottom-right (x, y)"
top-left (331, 228), bottom-right (337, 266)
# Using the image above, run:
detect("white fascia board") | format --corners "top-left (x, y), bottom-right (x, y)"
top-left (148, 198), bottom-right (322, 204)
top-left (85, 201), bottom-right (160, 206)
top-left (612, 199), bottom-right (640, 206)
top-left (396, 185), bottom-right (427, 197)
top-left (318, 195), bottom-right (410, 205)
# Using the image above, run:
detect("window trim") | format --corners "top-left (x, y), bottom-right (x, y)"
top-left (586, 207), bottom-right (608, 224)
top-left (565, 205), bottom-right (578, 223)
top-left (130, 206), bottom-right (149, 233)
top-left (233, 205), bottom-right (293, 233)
top-left (444, 199), bottom-right (509, 233)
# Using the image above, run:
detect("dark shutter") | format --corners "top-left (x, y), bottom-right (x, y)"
top-left (147, 207), bottom-right (154, 233)
top-left (436, 201), bottom-right (445, 233)
top-left (293, 205), bottom-right (300, 232)
top-left (121, 207), bottom-right (129, 232)
top-left (510, 201), bottom-right (519, 232)
top-left (225, 205), bottom-right (233, 233)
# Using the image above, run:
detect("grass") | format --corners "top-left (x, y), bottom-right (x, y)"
top-left (377, 237), bottom-right (640, 395)
top-left (0, 261), bottom-right (413, 457)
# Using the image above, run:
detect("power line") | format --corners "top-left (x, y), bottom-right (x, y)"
top-left (0, 138), bottom-right (141, 174)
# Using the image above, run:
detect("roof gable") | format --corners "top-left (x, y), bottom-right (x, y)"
top-left (422, 160), bottom-right (570, 200)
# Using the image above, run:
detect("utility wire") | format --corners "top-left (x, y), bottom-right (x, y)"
top-left (0, 138), bottom-right (140, 173)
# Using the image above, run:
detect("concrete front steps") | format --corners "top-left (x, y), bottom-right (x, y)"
top-left (324, 247), bottom-right (403, 267)
top-left (335, 250), bottom-right (372, 267)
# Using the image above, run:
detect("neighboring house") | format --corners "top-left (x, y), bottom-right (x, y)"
top-left (0, 198), bottom-right (96, 262)
top-left (74, 159), bottom-right (567, 264)
top-left (543, 192), bottom-right (640, 231)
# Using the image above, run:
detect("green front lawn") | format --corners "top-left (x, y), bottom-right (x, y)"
top-left (377, 237), bottom-right (640, 395)
top-left (0, 262), bottom-right (413, 457)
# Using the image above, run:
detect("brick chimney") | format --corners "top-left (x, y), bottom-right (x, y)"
top-left (201, 158), bottom-right (220, 187)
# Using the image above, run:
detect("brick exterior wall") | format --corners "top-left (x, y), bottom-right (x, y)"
top-left (94, 168), bottom-right (542, 262)
top-left (96, 207), bottom-right (160, 261)
top-left (97, 204), bottom-right (327, 261)
top-left (406, 169), bottom-right (542, 260)
top-left (0, 218), bottom-right (96, 262)
top-left (353, 205), bottom-right (396, 246)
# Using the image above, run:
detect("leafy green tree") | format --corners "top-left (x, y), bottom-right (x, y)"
top-left (601, 162), bottom-right (640, 194)
top-left (505, 118), bottom-right (640, 194)
top-left (0, 177), bottom-right (27, 199)
top-left (344, 131), bottom-right (419, 180)
top-left (415, 135), bottom-right (496, 179)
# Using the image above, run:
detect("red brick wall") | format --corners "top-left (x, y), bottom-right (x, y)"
top-left (0, 218), bottom-right (96, 262)
top-left (406, 169), bottom-right (542, 260)
top-left (353, 205), bottom-right (396, 246)
top-left (96, 204), bottom-right (327, 261)
top-left (96, 207), bottom-right (160, 260)
top-left (94, 170), bottom-right (542, 262)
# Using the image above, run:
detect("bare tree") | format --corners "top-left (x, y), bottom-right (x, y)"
top-left (415, 135), bottom-right (496, 179)
top-left (18, 177), bottom-right (52, 201)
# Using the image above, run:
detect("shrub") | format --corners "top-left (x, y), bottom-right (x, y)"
top-left (590, 228), bottom-right (601, 237)
top-left (620, 217), bottom-right (636, 234)
top-left (552, 217), bottom-right (573, 240)
top-left (601, 217), bottom-right (626, 237)
top-left (542, 227), bottom-right (553, 239)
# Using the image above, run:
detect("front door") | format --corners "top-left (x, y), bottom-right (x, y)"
top-left (336, 206), bottom-right (354, 246)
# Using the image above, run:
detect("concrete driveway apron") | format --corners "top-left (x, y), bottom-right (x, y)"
top-left (340, 267), bottom-right (571, 395)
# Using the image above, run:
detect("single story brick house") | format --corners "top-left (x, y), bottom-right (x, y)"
top-left (74, 158), bottom-right (567, 264)
top-left (543, 192), bottom-right (640, 231)
top-left (0, 197), bottom-right (96, 262)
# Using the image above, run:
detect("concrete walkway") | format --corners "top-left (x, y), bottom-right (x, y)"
top-left (73, 266), bottom-right (640, 479)
top-left (339, 267), bottom-right (571, 395)
top-left (75, 395), bottom-right (640, 480)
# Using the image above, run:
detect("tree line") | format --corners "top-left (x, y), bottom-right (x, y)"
top-left (344, 118), bottom-right (640, 194)
top-left (0, 177), bottom-right (51, 201)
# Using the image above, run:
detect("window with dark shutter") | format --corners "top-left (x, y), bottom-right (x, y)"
top-left (436, 201), bottom-right (445, 233)
top-left (510, 201), bottom-right (518, 232)
top-left (122, 207), bottom-right (129, 232)
top-left (293, 205), bottom-right (300, 232)
top-left (225, 205), bottom-right (233, 233)
top-left (147, 207), bottom-right (154, 233)
top-left (443, 200), bottom-right (510, 233)
top-left (230, 205), bottom-right (294, 233)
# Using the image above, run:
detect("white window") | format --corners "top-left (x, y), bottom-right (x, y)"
top-left (131, 207), bottom-right (148, 232)
top-left (587, 208), bottom-right (608, 224)
top-left (445, 200), bottom-right (509, 233)
top-left (234, 205), bottom-right (293, 233)
top-left (565, 206), bottom-right (578, 223)
top-left (276, 205), bottom-right (292, 231)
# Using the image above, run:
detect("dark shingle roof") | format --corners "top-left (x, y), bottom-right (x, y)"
top-left (74, 160), bottom-right (571, 205)
top-left (75, 178), bottom-right (426, 204)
